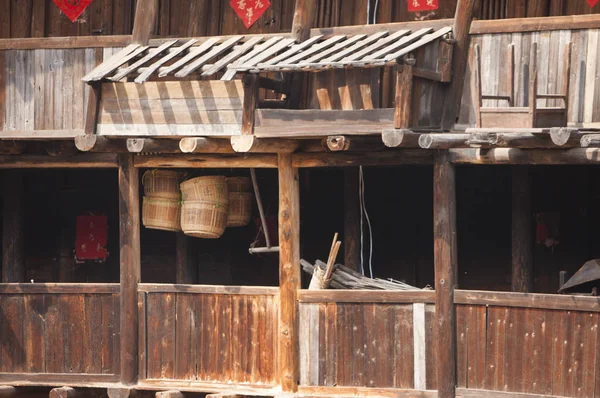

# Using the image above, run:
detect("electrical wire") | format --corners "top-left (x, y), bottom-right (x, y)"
top-left (360, 166), bottom-right (374, 279)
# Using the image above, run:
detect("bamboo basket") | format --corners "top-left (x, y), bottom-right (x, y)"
top-left (226, 177), bottom-right (252, 193)
top-left (142, 197), bottom-right (181, 232)
top-left (227, 192), bottom-right (253, 227)
top-left (143, 170), bottom-right (185, 200)
top-left (180, 176), bottom-right (228, 202)
top-left (181, 201), bottom-right (229, 239)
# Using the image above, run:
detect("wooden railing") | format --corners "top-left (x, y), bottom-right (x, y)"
top-left (137, 284), bottom-right (279, 391)
top-left (0, 283), bottom-right (120, 385)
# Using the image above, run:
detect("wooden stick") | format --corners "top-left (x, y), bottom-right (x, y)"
top-left (324, 240), bottom-right (342, 283)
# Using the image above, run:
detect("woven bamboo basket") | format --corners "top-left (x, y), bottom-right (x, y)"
top-left (226, 177), bottom-right (252, 193)
top-left (227, 192), bottom-right (253, 227)
top-left (143, 170), bottom-right (185, 200)
top-left (142, 197), bottom-right (181, 232)
top-left (180, 176), bottom-right (229, 203)
top-left (181, 201), bottom-right (229, 239)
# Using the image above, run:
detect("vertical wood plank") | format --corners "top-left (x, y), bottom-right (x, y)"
top-left (413, 303), bottom-right (427, 390)
top-left (132, 0), bottom-right (159, 45)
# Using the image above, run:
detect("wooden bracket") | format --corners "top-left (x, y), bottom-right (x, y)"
top-left (83, 82), bottom-right (102, 136)
top-left (394, 64), bottom-right (414, 129)
top-left (242, 74), bottom-right (260, 135)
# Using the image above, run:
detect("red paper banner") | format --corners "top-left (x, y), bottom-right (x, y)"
top-left (588, 0), bottom-right (599, 8)
top-left (51, 0), bottom-right (93, 22)
top-left (408, 0), bottom-right (439, 12)
top-left (75, 215), bottom-right (108, 261)
top-left (230, 0), bottom-right (272, 29)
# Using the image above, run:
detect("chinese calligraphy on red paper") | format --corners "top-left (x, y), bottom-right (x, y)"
top-left (51, 0), bottom-right (93, 22)
top-left (230, 0), bottom-right (271, 29)
top-left (75, 215), bottom-right (108, 261)
top-left (408, 0), bottom-right (439, 12)
top-left (588, 0), bottom-right (598, 8)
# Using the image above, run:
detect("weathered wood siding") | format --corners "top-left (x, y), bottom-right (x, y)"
top-left (98, 80), bottom-right (244, 137)
top-left (0, 48), bottom-right (104, 137)
top-left (459, 28), bottom-right (600, 128)
top-left (138, 285), bottom-right (279, 385)
top-left (0, 285), bottom-right (120, 381)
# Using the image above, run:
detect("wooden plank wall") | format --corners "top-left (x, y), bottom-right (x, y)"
top-left (97, 80), bottom-right (244, 137)
top-left (139, 289), bottom-right (279, 385)
top-left (0, 288), bottom-right (120, 378)
top-left (0, 47), bottom-right (103, 134)
top-left (456, 304), bottom-right (600, 397)
top-left (458, 28), bottom-right (600, 128)
top-left (298, 302), bottom-right (437, 390)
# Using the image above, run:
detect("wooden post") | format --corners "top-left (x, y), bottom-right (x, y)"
top-left (291, 0), bottom-right (317, 42)
top-left (278, 153), bottom-right (300, 392)
top-left (118, 154), bottom-right (141, 385)
top-left (131, 0), bottom-right (159, 45)
top-left (241, 74), bottom-right (260, 136)
top-left (511, 167), bottom-right (533, 292)
top-left (394, 64), bottom-right (414, 129)
top-left (441, 0), bottom-right (479, 130)
top-left (175, 232), bottom-right (196, 284)
top-left (2, 170), bottom-right (24, 283)
top-left (344, 168), bottom-right (361, 272)
top-left (433, 151), bottom-right (458, 398)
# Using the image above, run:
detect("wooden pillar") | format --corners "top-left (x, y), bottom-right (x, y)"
top-left (511, 167), bottom-right (533, 292)
top-left (394, 64), bottom-right (414, 129)
top-left (291, 0), bottom-right (317, 42)
top-left (278, 153), bottom-right (300, 392)
top-left (175, 232), bottom-right (196, 284)
top-left (118, 154), bottom-right (141, 385)
top-left (2, 170), bottom-right (24, 283)
top-left (131, 0), bottom-right (159, 45)
top-left (433, 151), bottom-right (458, 398)
top-left (344, 168), bottom-right (361, 272)
top-left (441, 0), bottom-right (479, 130)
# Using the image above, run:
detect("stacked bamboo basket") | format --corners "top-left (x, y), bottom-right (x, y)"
top-left (142, 170), bottom-right (185, 232)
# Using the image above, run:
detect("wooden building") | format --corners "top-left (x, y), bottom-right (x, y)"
top-left (1, 1), bottom-right (600, 397)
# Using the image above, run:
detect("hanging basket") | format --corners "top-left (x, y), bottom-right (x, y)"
top-left (142, 197), bottom-right (181, 232)
top-left (180, 176), bottom-right (229, 202)
top-left (143, 170), bottom-right (186, 200)
top-left (227, 192), bottom-right (253, 227)
top-left (181, 200), bottom-right (229, 239)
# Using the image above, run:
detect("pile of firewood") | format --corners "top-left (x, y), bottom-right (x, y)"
top-left (301, 259), bottom-right (420, 291)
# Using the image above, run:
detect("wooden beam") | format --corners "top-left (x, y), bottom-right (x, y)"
top-left (134, 154), bottom-right (278, 169)
top-left (292, 151), bottom-right (433, 168)
top-left (0, 154), bottom-right (118, 168)
top-left (2, 170), bottom-right (24, 283)
top-left (0, 141), bottom-right (26, 155)
top-left (325, 136), bottom-right (386, 152)
top-left (433, 151), bottom-right (458, 398)
top-left (381, 129), bottom-right (421, 148)
top-left (108, 389), bottom-right (152, 398)
top-left (419, 134), bottom-right (470, 149)
top-left (581, 134), bottom-right (600, 148)
top-left (278, 153), bottom-right (300, 392)
top-left (155, 392), bottom-right (184, 398)
top-left (470, 14), bottom-right (600, 34)
top-left (394, 65), bottom-right (413, 129)
top-left (449, 148), bottom-right (600, 165)
top-left (127, 138), bottom-right (181, 154)
top-left (175, 233), bottom-right (196, 284)
top-left (242, 74), bottom-right (260, 136)
top-left (83, 83), bottom-right (101, 136)
top-left (0, 35), bottom-right (132, 50)
top-left (512, 167), bottom-right (533, 293)
top-left (45, 142), bottom-right (78, 157)
top-left (231, 136), bottom-right (299, 154)
top-left (131, 0), bottom-right (159, 45)
top-left (549, 127), bottom-right (583, 147)
top-left (344, 168), bottom-right (361, 272)
top-left (75, 135), bottom-right (128, 153)
top-left (179, 138), bottom-right (235, 154)
top-left (467, 131), bottom-right (559, 148)
top-left (292, 0), bottom-right (317, 42)
top-left (49, 387), bottom-right (99, 398)
top-left (441, 0), bottom-right (478, 130)
top-left (118, 154), bottom-right (141, 385)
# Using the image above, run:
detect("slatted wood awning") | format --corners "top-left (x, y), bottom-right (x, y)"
top-left (82, 26), bottom-right (452, 83)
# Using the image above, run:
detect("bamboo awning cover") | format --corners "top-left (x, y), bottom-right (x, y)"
top-left (82, 26), bottom-right (452, 83)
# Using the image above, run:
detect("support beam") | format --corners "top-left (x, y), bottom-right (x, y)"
top-left (449, 148), bottom-right (600, 165)
top-left (75, 135), bottom-right (128, 153)
top-left (0, 141), bottom-right (26, 155)
top-left (419, 134), bottom-right (470, 149)
top-left (179, 138), bottom-right (234, 154)
top-left (175, 232), bottom-right (197, 284)
top-left (433, 151), bottom-right (457, 398)
top-left (0, 387), bottom-right (51, 398)
top-left (84, 83), bottom-right (101, 136)
top-left (46, 141), bottom-right (78, 157)
top-left (118, 154), bottom-right (141, 385)
top-left (242, 74), bottom-right (260, 136)
top-left (344, 168), bottom-right (361, 272)
top-left (394, 65), bottom-right (414, 129)
top-left (155, 392), bottom-right (184, 398)
top-left (325, 136), bottom-right (386, 152)
top-left (291, 0), bottom-right (317, 42)
top-left (107, 389), bottom-right (152, 398)
top-left (581, 134), bottom-right (600, 148)
top-left (467, 132), bottom-right (558, 148)
top-left (2, 170), bottom-right (24, 283)
top-left (49, 387), bottom-right (98, 398)
top-left (278, 153), bottom-right (300, 393)
top-left (127, 138), bottom-right (181, 154)
top-left (381, 129), bottom-right (421, 148)
top-left (512, 167), bottom-right (533, 293)
top-left (131, 0), bottom-right (159, 45)
top-left (441, 0), bottom-right (478, 130)
top-left (231, 135), bottom-right (298, 154)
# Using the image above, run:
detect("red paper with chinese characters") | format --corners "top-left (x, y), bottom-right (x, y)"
top-left (588, 0), bottom-right (599, 8)
top-left (51, 0), bottom-right (93, 22)
top-left (408, 0), bottom-right (439, 12)
top-left (75, 215), bottom-right (108, 261)
top-left (230, 0), bottom-right (271, 29)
